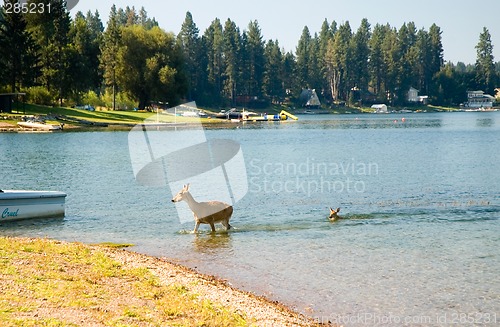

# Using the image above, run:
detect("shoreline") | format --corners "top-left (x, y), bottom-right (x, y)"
top-left (106, 246), bottom-right (330, 327)
top-left (0, 237), bottom-right (331, 326)
top-left (1, 108), bottom-right (499, 133)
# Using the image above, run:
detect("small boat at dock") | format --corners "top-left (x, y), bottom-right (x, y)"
top-left (17, 121), bottom-right (62, 131)
top-left (0, 190), bottom-right (67, 222)
top-left (217, 109), bottom-right (298, 122)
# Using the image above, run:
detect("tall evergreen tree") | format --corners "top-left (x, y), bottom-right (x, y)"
top-left (381, 26), bottom-right (399, 104)
top-left (396, 22), bottom-right (417, 104)
top-left (178, 11), bottom-right (201, 101)
top-left (296, 26), bottom-right (311, 88)
top-left (125, 6), bottom-right (138, 26)
top-left (264, 39), bottom-right (284, 102)
top-left (318, 19), bottom-right (335, 99)
top-left (350, 18), bottom-right (371, 99)
top-left (138, 6), bottom-right (158, 30)
top-left (325, 21), bottom-right (352, 101)
top-left (25, 0), bottom-right (71, 104)
top-left (70, 10), bottom-right (103, 94)
top-left (0, 0), bottom-right (39, 92)
top-left (369, 23), bottom-right (388, 98)
top-left (222, 18), bottom-right (241, 105)
top-left (475, 27), bottom-right (496, 94)
top-left (318, 19), bottom-right (333, 60)
top-left (100, 4), bottom-right (122, 109)
top-left (245, 20), bottom-right (265, 98)
top-left (413, 29), bottom-right (430, 93)
top-left (307, 34), bottom-right (322, 91)
top-left (428, 24), bottom-right (444, 91)
top-left (282, 51), bottom-right (296, 96)
top-left (116, 7), bottom-right (127, 26)
top-left (203, 18), bottom-right (224, 105)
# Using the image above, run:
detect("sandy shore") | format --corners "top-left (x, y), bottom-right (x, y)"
top-left (103, 246), bottom-right (329, 326)
top-left (1, 237), bottom-right (331, 326)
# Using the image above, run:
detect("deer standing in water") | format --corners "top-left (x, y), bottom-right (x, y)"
top-left (171, 184), bottom-right (233, 233)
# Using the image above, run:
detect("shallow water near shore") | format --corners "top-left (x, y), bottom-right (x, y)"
top-left (1, 112), bottom-right (499, 326)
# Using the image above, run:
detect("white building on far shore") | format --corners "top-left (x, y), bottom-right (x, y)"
top-left (371, 104), bottom-right (388, 113)
top-left (466, 90), bottom-right (495, 108)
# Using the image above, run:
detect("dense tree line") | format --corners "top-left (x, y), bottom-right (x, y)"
top-left (0, 1), bottom-right (498, 110)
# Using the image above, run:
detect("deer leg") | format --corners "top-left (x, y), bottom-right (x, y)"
top-left (222, 220), bottom-right (231, 230)
top-left (209, 222), bottom-right (216, 232)
top-left (193, 222), bottom-right (200, 233)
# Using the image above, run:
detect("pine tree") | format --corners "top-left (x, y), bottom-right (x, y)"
top-left (70, 10), bottom-right (103, 94)
top-left (325, 21), bottom-right (352, 101)
top-left (264, 39), bottom-right (284, 102)
top-left (381, 26), bottom-right (399, 104)
top-left (25, 0), bottom-right (71, 105)
top-left (245, 20), bottom-right (265, 98)
top-left (318, 19), bottom-right (334, 99)
top-left (369, 24), bottom-right (388, 98)
top-left (282, 51), bottom-right (296, 96)
top-left (0, 0), bottom-right (39, 92)
top-left (428, 24), bottom-right (444, 89)
top-left (100, 4), bottom-right (122, 110)
top-left (475, 27), bottom-right (496, 94)
top-left (396, 22), bottom-right (417, 104)
top-left (222, 19), bottom-right (241, 105)
top-left (203, 18), bottom-right (224, 105)
top-left (178, 12), bottom-right (201, 101)
top-left (296, 26), bottom-right (311, 88)
top-left (125, 6), bottom-right (138, 26)
top-left (138, 7), bottom-right (158, 30)
top-left (350, 18), bottom-right (371, 101)
top-left (307, 34), bottom-right (321, 91)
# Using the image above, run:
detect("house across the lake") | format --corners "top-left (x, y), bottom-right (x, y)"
top-left (466, 90), bottom-right (495, 108)
top-left (299, 89), bottom-right (321, 108)
top-left (371, 104), bottom-right (388, 113)
top-left (407, 87), bottom-right (428, 104)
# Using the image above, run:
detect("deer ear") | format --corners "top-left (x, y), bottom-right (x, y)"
top-left (330, 207), bottom-right (334, 212)
top-left (185, 183), bottom-right (190, 191)
top-left (336, 208), bottom-right (340, 212)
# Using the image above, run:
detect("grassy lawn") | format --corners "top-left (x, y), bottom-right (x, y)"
top-left (0, 237), bottom-right (248, 326)
top-left (1, 104), bottom-right (218, 127)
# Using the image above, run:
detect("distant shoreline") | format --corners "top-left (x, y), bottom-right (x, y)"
top-left (1, 105), bottom-right (498, 133)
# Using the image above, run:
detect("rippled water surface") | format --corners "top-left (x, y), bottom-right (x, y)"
top-left (1, 112), bottom-right (499, 326)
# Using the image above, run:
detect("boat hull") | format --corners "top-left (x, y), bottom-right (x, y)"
top-left (0, 190), bottom-right (66, 222)
top-left (17, 122), bottom-right (62, 131)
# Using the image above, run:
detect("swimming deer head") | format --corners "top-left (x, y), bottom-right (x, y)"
top-left (329, 207), bottom-right (340, 220)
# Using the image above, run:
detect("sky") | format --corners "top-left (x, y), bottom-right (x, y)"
top-left (73, 0), bottom-right (500, 65)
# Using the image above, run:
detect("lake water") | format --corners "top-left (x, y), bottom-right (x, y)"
top-left (1, 112), bottom-right (499, 326)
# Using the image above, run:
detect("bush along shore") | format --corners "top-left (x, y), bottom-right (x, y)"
top-left (0, 237), bottom-right (330, 326)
